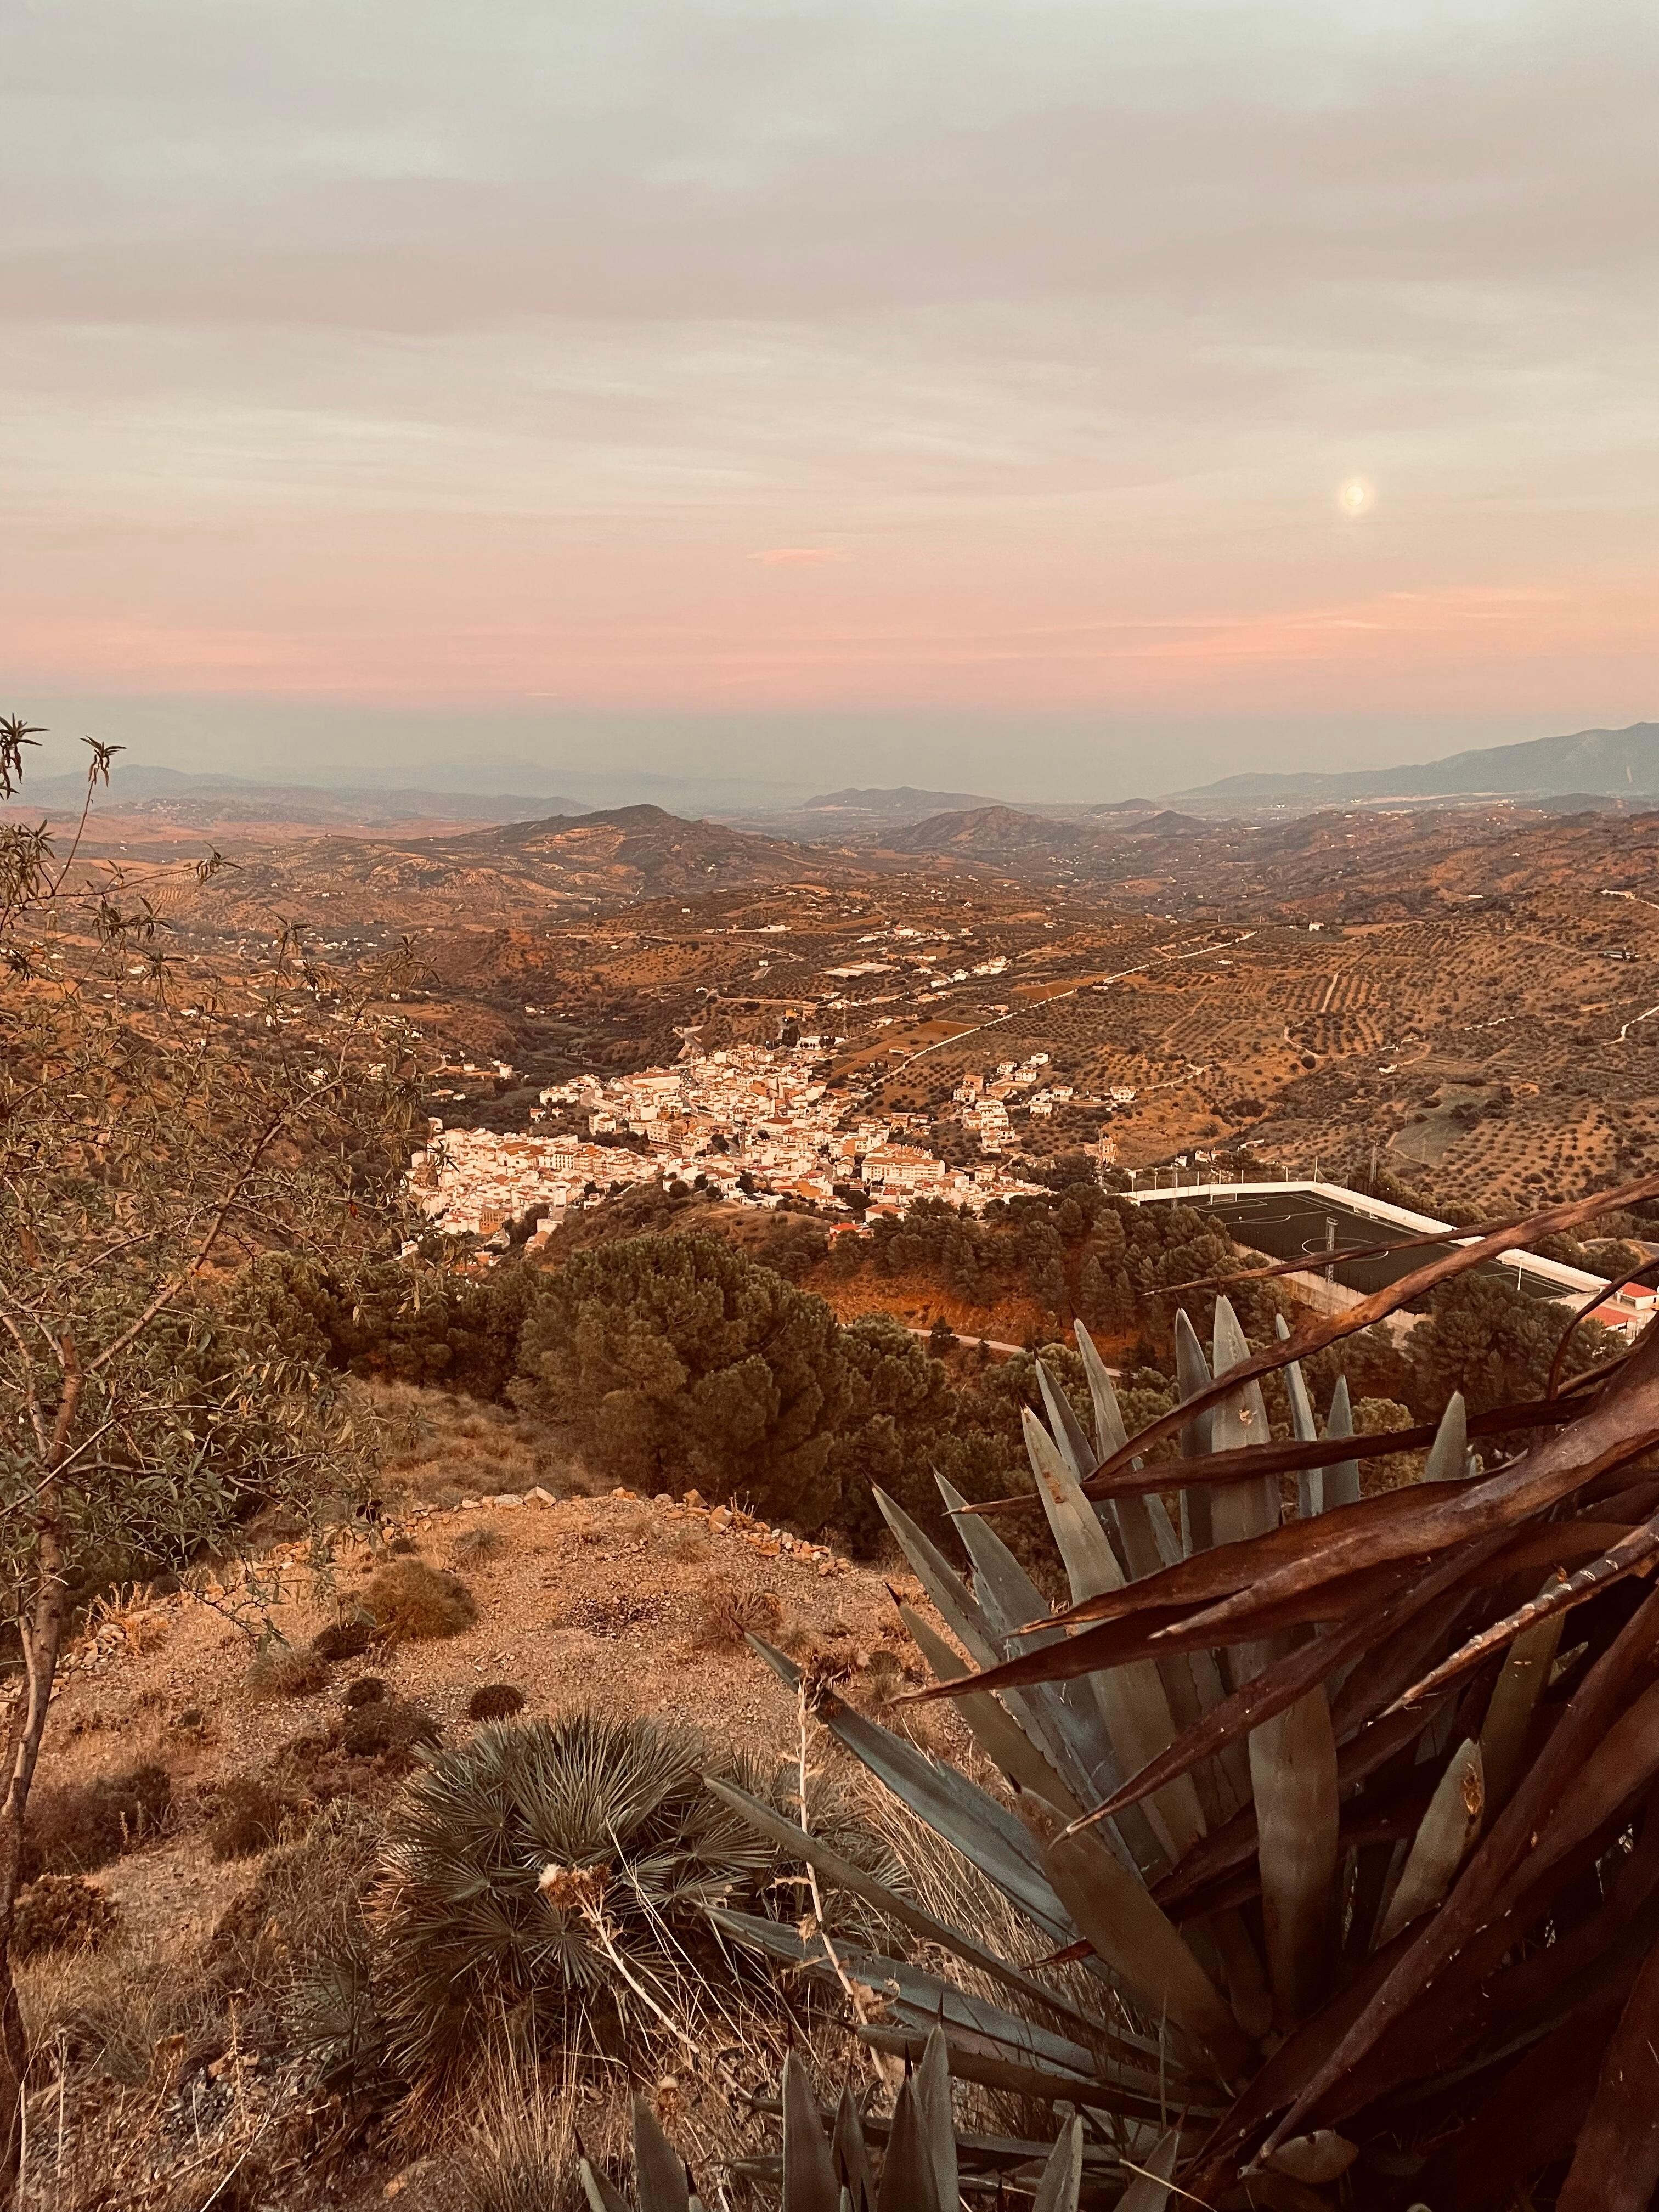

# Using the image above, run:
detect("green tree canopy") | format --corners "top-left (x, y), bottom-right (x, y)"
top-left (516, 1234), bottom-right (847, 1526)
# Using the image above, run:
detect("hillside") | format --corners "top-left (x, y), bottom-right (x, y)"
top-left (13, 764), bottom-right (582, 831)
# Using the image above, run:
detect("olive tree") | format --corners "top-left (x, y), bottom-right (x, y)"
top-left (0, 718), bottom-right (415, 2193)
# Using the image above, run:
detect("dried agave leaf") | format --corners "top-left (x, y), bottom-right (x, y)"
top-left (1091, 1171), bottom-right (1659, 1481)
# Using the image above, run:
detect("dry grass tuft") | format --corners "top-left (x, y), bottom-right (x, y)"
top-left (24, 1762), bottom-right (171, 1879)
top-left (360, 1559), bottom-right (477, 1644)
top-left (451, 1521), bottom-right (503, 1565)
top-left (248, 1643), bottom-right (332, 1699)
top-left (208, 1777), bottom-right (291, 1861)
top-left (452, 2051), bottom-right (587, 2212)
top-left (343, 1674), bottom-right (390, 1709)
top-left (467, 1683), bottom-right (527, 1722)
top-left (697, 1576), bottom-right (783, 1649)
top-left (341, 1697), bottom-right (441, 1763)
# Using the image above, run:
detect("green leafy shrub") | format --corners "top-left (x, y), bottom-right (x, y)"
top-left (24, 1762), bottom-right (171, 1877)
top-left (12, 1875), bottom-right (119, 1961)
top-left (371, 1712), bottom-right (786, 2097)
top-left (466, 1684), bottom-right (525, 1722)
top-left (360, 1560), bottom-right (476, 1644)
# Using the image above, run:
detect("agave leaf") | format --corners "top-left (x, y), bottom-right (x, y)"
top-left (1275, 1315), bottom-right (1323, 1519)
top-left (1375, 1739), bottom-right (1485, 1948)
top-left (1075, 1323), bottom-right (1127, 1455)
top-left (855, 2024), bottom-right (1205, 2122)
top-left (1173, 1308), bottom-right (1215, 1557)
top-left (1025, 1406), bottom-right (1125, 1600)
top-left (874, 2078), bottom-right (942, 2212)
top-left (873, 1488), bottom-right (1000, 1671)
top-left (1037, 1356), bottom-right (1103, 1488)
top-left (1031, 2114), bottom-right (1085, 2212)
top-left (1022, 1796), bottom-right (1257, 2080)
top-left (709, 1908), bottom-right (1124, 2079)
top-left (898, 1605), bottom-right (1086, 1818)
top-left (748, 1639), bottom-right (1075, 1940)
top-left (1476, 1590), bottom-right (1568, 1815)
top-left (831, 2087), bottom-right (875, 2212)
top-left (1116, 2128), bottom-right (1179, 2212)
top-left (579, 2161), bottom-right (630, 2212)
top-left (913, 2027), bottom-right (957, 2212)
top-left (935, 1476), bottom-right (1137, 1831)
top-left (1249, 1688), bottom-right (1340, 2025)
top-left (1323, 1375), bottom-right (1361, 1513)
top-left (1420, 1392), bottom-right (1468, 1484)
top-left (782, 2048), bottom-right (840, 2212)
top-left (632, 2095), bottom-right (691, 2212)
top-left (1024, 1408), bottom-right (1205, 1863)
top-left (704, 1771), bottom-right (1104, 2042)
top-left (1207, 1297), bottom-right (1279, 1567)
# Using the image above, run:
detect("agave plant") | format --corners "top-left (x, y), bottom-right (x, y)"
top-left (581, 2033), bottom-right (1088, 2211)
top-left (709, 1177), bottom-right (1659, 2210)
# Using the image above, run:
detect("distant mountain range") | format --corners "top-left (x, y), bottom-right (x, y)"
top-left (11, 765), bottom-right (586, 828)
top-left (1172, 721), bottom-right (1659, 808)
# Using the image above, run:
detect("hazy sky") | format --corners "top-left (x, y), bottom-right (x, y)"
top-left (4, 1), bottom-right (1656, 799)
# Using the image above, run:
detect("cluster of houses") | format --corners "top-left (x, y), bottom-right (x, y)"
top-left (407, 1040), bottom-right (1053, 1245)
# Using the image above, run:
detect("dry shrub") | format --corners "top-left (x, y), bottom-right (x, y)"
top-left (452, 2051), bottom-right (584, 2212)
top-left (451, 1522), bottom-right (503, 1565)
top-left (697, 1577), bottom-right (783, 1649)
top-left (466, 1683), bottom-right (526, 1723)
top-left (343, 1675), bottom-right (390, 1709)
top-left (249, 1644), bottom-right (331, 1699)
top-left (360, 1559), bottom-right (476, 1644)
top-left (19, 1928), bottom-right (224, 2089)
top-left (24, 1762), bottom-right (171, 1878)
top-left (313, 1615), bottom-right (375, 1662)
top-left (387, 1533), bottom-right (421, 1556)
top-left (341, 1697), bottom-right (441, 1763)
top-left (208, 1778), bottom-right (290, 1861)
top-left (13, 1875), bottom-right (119, 1961)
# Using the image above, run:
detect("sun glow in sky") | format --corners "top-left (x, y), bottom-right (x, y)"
top-left (2, 1), bottom-right (1657, 796)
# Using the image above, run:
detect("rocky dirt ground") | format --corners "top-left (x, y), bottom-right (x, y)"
top-left (25, 1396), bottom-right (957, 2210)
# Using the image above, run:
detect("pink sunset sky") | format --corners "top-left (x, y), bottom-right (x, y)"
top-left (3, 0), bottom-right (1656, 800)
